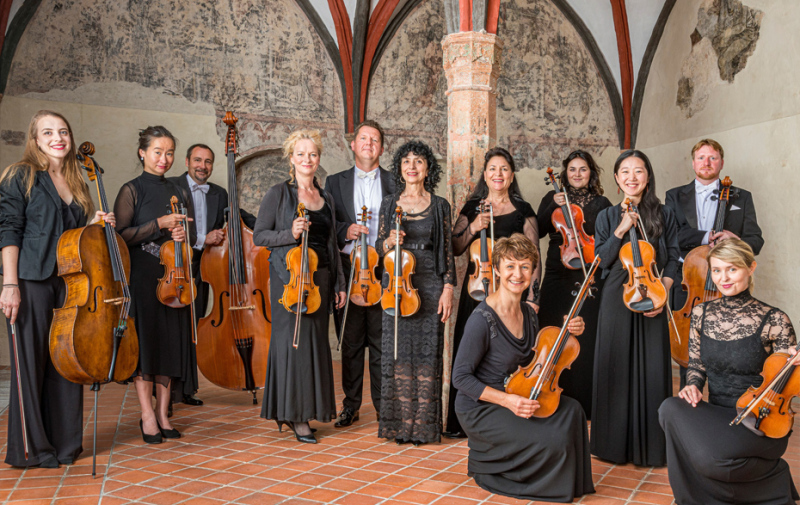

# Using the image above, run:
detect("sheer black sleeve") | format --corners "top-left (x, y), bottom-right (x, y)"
top-left (114, 183), bottom-right (164, 247)
top-left (439, 198), bottom-right (456, 285)
top-left (452, 214), bottom-right (476, 256)
top-left (764, 309), bottom-right (797, 354)
top-left (686, 304), bottom-right (707, 391)
top-left (536, 191), bottom-right (558, 238)
top-left (375, 194), bottom-right (396, 257)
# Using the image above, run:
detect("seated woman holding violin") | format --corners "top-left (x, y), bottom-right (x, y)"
top-left (451, 234), bottom-right (594, 503)
top-left (659, 238), bottom-right (800, 505)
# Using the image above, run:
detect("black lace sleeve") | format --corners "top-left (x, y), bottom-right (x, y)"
top-left (114, 182), bottom-right (164, 247)
top-left (438, 197), bottom-right (456, 285)
top-left (375, 194), bottom-right (395, 257)
top-left (763, 309), bottom-right (797, 354)
top-left (686, 303), bottom-right (707, 390)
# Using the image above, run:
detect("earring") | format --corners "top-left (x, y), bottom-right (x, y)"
top-left (617, 187), bottom-right (620, 194)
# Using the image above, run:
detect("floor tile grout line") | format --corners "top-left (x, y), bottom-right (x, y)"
top-left (98, 384), bottom-right (134, 504)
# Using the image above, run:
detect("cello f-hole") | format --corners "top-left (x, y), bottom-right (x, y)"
top-left (88, 286), bottom-right (103, 313)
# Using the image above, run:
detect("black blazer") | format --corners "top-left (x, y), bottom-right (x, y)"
top-left (324, 167), bottom-right (396, 250)
top-left (0, 168), bottom-right (89, 280)
top-left (664, 180), bottom-right (764, 257)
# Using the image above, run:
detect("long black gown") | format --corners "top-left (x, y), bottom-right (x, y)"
top-left (536, 187), bottom-right (611, 419)
top-left (659, 291), bottom-right (800, 505)
top-left (445, 197), bottom-right (539, 435)
top-left (376, 195), bottom-right (455, 444)
top-left (114, 172), bottom-right (193, 386)
top-left (453, 302), bottom-right (594, 502)
top-left (591, 204), bottom-right (680, 466)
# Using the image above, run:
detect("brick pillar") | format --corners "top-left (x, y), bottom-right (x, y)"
top-left (441, 31), bottom-right (502, 424)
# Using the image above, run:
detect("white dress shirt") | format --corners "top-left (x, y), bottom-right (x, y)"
top-left (187, 173), bottom-right (209, 250)
top-left (695, 178), bottom-right (720, 245)
top-left (342, 167), bottom-right (382, 255)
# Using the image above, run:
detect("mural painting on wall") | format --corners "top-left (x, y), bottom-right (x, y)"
top-left (366, 0), bottom-right (448, 169)
top-left (495, 0), bottom-right (618, 176)
top-left (677, 0), bottom-right (763, 117)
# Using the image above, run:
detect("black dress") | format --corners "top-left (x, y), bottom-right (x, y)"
top-left (445, 197), bottom-right (540, 435)
top-left (659, 291), bottom-right (800, 504)
top-left (536, 188), bottom-right (611, 419)
top-left (453, 303), bottom-right (594, 502)
top-left (376, 195), bottom-right (455, 444)
top-left (114, 172), bottom-right (193, 385)
top-left (591, 204), bottom-right (680, 466)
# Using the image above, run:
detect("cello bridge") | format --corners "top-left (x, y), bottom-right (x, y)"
top-left (229, 305), bottom-right (255, 311)
top-left (104, 297), bottom-right (126, 305)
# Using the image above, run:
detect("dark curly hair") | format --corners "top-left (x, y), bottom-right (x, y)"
top-left (560, 149), bottom-right (604, 195)
top-left (466, 146), bottom-right (525, 202)
top-left (391, 140), bottom-right (442, 193)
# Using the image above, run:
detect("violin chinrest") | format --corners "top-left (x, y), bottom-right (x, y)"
top-left (629, 298), bottom-right (655, 312)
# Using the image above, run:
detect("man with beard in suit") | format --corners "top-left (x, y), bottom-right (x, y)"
top-left (325, 121), bottom-right (396, 427)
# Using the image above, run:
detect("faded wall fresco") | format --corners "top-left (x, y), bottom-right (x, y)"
top-left (366, 0), bottom-right (449, 167)
top-left (496, 0), bottom-right (619, 172)
top-left (5, 0), bottom-right (350, 172)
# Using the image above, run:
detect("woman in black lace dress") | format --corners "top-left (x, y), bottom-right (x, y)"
top-left (443, 147), bottom-right (541, 439)
top-left (659, 239), bottom-right (800, 505)
top-left (114, 126), bottom-right (194, 444)
top-left (536, 150), bottom-right (611, 418)
top-left (253, 130), bottom-right (346, 444)
top-left (376, 140), bottom-right (455, 445)
top-left (591, 150), bottom-right (680, 466)
top-left (453, 234), bottom-right (594, 502)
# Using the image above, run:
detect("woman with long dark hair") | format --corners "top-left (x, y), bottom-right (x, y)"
top-left (535, 150), bottom-right (611, 418)
top-left (591, 149), bottom-right (680, 466)
top-left (443, 147), bottom-right (540, 439)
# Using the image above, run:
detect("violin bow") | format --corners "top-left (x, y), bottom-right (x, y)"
top-left (488, 202), bottom-right (496, 292)
top-left (339, 206), bottom-right (368, 348)
top-left (292, 205), bottom-right (309, 349)
top-left (9, 322), bottom-right (29, 459)
top-left (179, 201), bottom-right (199, 345)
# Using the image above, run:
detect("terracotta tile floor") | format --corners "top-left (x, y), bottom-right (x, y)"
top-left (1, 363), bottom-right (799, 505)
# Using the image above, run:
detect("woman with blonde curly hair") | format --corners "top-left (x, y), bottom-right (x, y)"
top-left (253, 129), bottom-right (346, 443)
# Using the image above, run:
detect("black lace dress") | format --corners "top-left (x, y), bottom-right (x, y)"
top-left (445, 197), bottom-right (540, 435)
top-left (536, 188), bottom-right (611, 419)
top-left (659, 291), bottom-right (800, 504)
top-left (376, 195), bottom-right (455, 444)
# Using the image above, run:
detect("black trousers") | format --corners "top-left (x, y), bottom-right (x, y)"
top-left (171, 256), bottom-right (201, 400)
top-left (335, 253), bottom-right (382, 413)
top-left (5, 276), bottom-right (83, 467)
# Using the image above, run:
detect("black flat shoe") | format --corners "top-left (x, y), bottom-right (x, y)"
top-left (140, 420), bottom-right (163, 444)
top-left (183, 394), bottom-right (204, 406)
top-left (334, 407), bottom-right (359, 428)
top-left (442, 431), bottom-right (467, 439)
top-left (157, 420), bottom-right (181, 439)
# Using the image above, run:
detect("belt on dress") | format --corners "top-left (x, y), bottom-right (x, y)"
top-left (141, 242), bottom-right (161, 258)
top-left (403, 243), bottom-right (433, 251)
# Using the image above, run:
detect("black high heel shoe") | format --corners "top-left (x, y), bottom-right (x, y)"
top-left (157, 420), bottom-right (181, 439)
top-left (277, 421), bottom-right (317, 444)
top-left (140, 420), bottom-right (163, 444)
top-left (276, 421), bottom-right (316, 433)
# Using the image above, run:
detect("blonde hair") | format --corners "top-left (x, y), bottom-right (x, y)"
top-left (282, 129), bottom-right (323, 183)
top-left (707, 238), bottom-right (755, 290)
top-left (0, 110), bottom-right (94, 217)
top-left (492, 233), bottom-right (540, 271)
top-left (691, 138), bottom-right (724, 160)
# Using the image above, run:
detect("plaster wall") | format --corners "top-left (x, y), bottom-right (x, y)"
top-left (637, 0), bottom-right (800, 317)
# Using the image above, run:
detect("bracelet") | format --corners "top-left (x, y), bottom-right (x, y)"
top-left (443, 285), bottom-right (453, 291)
top-left (3, 284), bottom-right (18, 288)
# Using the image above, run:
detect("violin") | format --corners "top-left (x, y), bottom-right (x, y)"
top-left (670, 176), bottom-right (736, 367)
top-left (619, 199), bottom-right (667, 313)
top-left (467, 200), bottom-right (495, 301)
top-left (340, 206), bottom-right (381, 333)
top-left (157, 197), bottom-right (198, 315)
top-left (545, 167), bottom-right (594, 275)
top-left (50, 141), bottom-right (140, 384)
top-left (280, 203), bottom-right (321, 348)
top-left (196, 111), bottom-right (271, 403)
top-left (381, 206), bottom-right (420, 358)
top-left (505, 257), bottom-right (600, 417)
top-left (732, 347), bottom-right (800, 438)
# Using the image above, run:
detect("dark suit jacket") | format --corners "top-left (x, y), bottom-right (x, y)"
top-left (324, 167), bottom-right (396, 250)
top-left (664, 180), bottom-right (764, 257)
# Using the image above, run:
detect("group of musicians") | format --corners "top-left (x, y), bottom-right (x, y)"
top-left (1, 110), bottom-right (798, 504)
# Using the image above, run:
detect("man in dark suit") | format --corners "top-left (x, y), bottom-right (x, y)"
top-left (325, 120), bottom-right (395, 427)
top-left (169, 143), bottom-right (256, 406)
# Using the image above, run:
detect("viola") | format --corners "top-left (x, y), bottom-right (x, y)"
top-left (505, 257), bottom-right (599, 417)
top-left (196, 111), bottom-right (271, 402)
top-left (619, 199), bottom-right (667, 313)
top-left (670, 176), bottom-right (735, 367)
top-left (732, 348), bottom-right (800, 438)
top-left (157, 197), bottom-right (197, 316)
top-left (545, 167), bottom-right (594, 274)
top-left (340, 206), bottom-right (381, 334)
top-left (467, 200), bottom-right (495, 301)
top-left (381, 206), bottom-right (420, 358)
top-left (50, 141), bottom-right (139, 384)
top-left (280, 203), bottom-right (321, 349)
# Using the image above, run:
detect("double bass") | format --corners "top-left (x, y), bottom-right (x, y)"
top-left (197, 111), bottom-right (271, 403)
top-left (670, 176), bottom-right (735, 367)
top-left (544, 167), bottom-right (594, 275)
top-left (505, 257), bottom-right (599, 417)
top-left (467, 200), bottom-right (495, 301)
top-left (340, 206), bottom-right (381, 334)
top-left (619, 199), bottom-right (667, 313)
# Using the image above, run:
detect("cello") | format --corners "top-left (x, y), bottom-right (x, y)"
top-left (381, 206), bottom-right (420, 359)
top-left (196, 111), bottom-right (271, 403)
top-left (670, 176), bottom-right (735, 367)
top-left (340, 206), bottom-right (381, 334)
top-left (544, 167), bottom-right (594, 275)
top-left (467, 200), bottom-right (495, 301)
top-left (505, 257), bottom-right (599, 417)
top-left (619, 199), bottom-right (667, 313)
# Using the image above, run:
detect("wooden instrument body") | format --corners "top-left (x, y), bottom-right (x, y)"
top-left (505, 326), bottom-right (580, 418)
top-left (280, 245), bottom-right (321, 315)
top-left (552, 204), bottom-right (595, 270)
top-left (349, 245), bottom-right (382, 306)
top-left (197, 220), bottom-right (272, 391)
top-left (467, 236), bottom-right (495, 301)
top-left (381, 249), bottom-right (420, 317)
top-left (50, 224), bottom-right (139, 383)
top-left (620, 239), bottom-right (667, 313)
top-left (157, 240), bottom-right (195, 308)
top-left (735, 352), bottom-right (800, 439)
